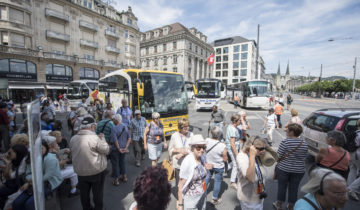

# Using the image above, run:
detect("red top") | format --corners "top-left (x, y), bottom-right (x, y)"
top-left (320, 147), bottom-right (350, 171)
top-left (0, 109), bottom-right (9, 125)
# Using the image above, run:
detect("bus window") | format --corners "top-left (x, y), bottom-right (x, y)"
top-left (80, 84), bottom-right (89, 97)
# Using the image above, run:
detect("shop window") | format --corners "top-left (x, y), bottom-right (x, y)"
top-left (45, 64), bottom-right (72, 81)
top-left (0, 59), bottom-right (37, 80)
top-left (79, 67), bottom-right (99, 80)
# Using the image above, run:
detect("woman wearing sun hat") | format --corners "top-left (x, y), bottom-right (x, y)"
top-left (177, 134), bottom-right (213, 210)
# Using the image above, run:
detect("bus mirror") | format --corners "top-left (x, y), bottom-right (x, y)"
top-left (137, 82), bottom-right (144, 96)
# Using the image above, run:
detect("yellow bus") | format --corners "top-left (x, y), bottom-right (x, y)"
top-left (98, 69), bottom-right (188, 137)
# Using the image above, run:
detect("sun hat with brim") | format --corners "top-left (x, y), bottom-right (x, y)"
top-left (189, 134), bottom-right (207, 145)
top-left (81, 117), bottom-right (95, 125)
top-left (135, 110), bottom-right (141, 115)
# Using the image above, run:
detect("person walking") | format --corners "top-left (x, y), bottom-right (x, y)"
top-left (234, 93), bottom-right (239, 109)
top-left (116, 99), bottom-right (132, 128)
top-left (316, 131), bottom-right (351, 179)
top-left (78, 98), bottom-right (87, 108)
top-left (225, 113), bottom-right (241, 189)
top-left (96, 110), bottom-right (115, 144)
top-left (294, 168), bottom-right (348, 210)
top-left (70, 117), bottom-right (110, 210)
top-left (238, 110), bottom-right (251, 143)
top-left (274, 101), bottom-right (284, 128)
top-left (130, 110), bottom-right (147, 167)
top-left (110, 114), bottom-right (131, 185)
top-left (102, 103), bottom-right (115, 120)
top-left (287, 94), bottom-right (293, 110)
top-left (262, 108), bottom-right (279, 146)
top-left (42, 100), bottom-right (56, 121)
top-left (88, 101), bottom-right (97, 119)
top-left (0, 102), bottom-right (10, 151)
top-left (348, 119), bottom-right (360, 201)
top-left (168, 118), bottom-right (193, 194)
top-left (96, 100), bottom-right (105, 122)
top-left (177, 135), bottom-right (212, 210)
top-left (209, 105), bottom-right (225, 138)
top-left (273, 123), bottom-right (308, 210)
top-left (205, 126), bottom-right (228, 205)
top-left (283, 109), bottom-right (301, 131)
top-left (144, 112), bottom-right (167, 166)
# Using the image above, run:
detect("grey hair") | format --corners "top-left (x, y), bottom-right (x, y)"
top-left (327, 130), bottom-right (346, 147)
top-left (113, 114), bottom-right (122, 123)
top-left (301, 168), bottom-right (346, 194)
top-left (104, 110), bottom-right (113, 119)
top-left (152, 112), bottom-right (160, 119)
top-left (238, 111), bottom-right (246, 116)
top-left (80, 123), bottom-right (96, 130)
top-left (210, 126), bottom-right (222, 140)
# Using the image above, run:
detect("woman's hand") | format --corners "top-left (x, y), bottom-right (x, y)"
top-left (249, 145), bottom-right (257, 157)
top-left (163, 142), bottom-right (168, 149)
top-left (20, 183), bottom-right (30, 191)
top-left (144, 144), bottom-right (148, 151)
top-left (205, 163), bottom-right (214, 170)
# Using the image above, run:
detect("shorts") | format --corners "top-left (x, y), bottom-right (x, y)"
top-left (147, 142), bottom-right (162, 160)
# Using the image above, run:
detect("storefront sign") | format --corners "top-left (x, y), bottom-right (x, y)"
top-left (0, 72), bottom-right (37, 80)
top-left (46, 75), bottom-right (72, 82)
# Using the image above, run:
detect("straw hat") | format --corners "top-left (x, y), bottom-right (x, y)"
top-left (189, 134), bottom-right (206, 145)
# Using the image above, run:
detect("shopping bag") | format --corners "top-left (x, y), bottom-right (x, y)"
top-left (162, 159), bottom-right (175, 181)
top-left (4, 189), bottom-right (23, 210)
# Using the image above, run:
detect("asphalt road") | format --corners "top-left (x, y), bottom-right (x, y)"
top-left (17, 94), bottom-right (358, 210)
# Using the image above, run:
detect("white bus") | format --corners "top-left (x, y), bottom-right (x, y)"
top-left (226, 80), bottom-right (272, 109)
top-left (194, 78), bottom-right (224, 111)
top-left (66, 80), bottom-right (98, 107)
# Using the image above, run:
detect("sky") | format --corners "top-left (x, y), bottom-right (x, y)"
top-left (113, 0), bottom-right (360, 78)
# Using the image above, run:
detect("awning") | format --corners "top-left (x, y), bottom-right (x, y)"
top-left (9, 84), bottom-right (45, 89)
top-left (46, 85), bottom-right (65, 90)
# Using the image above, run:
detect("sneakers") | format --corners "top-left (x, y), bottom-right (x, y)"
top-left (348, 190), bottom-right (359, 201)
top-left (210, 198), bottom-right (222, 205)
top-left (230, 182), bottom-right (237, 190)
top-left (272, 201), bottom-right (282, 210)
top-left (136, 162), bottom-right (140, 167)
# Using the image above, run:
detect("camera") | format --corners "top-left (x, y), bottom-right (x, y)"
top-left (259, 191), bottom-right (267, 199)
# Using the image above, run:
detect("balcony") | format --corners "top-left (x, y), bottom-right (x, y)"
top-left (45, 8), bottom-right (69, 22)
top-left (0, 45), bottom-right (39, 57)
top-left (80, 39), bottom-right (99, 49)
top-left (78, 58), bottom-right (102, 66)
top-left (105, 29), bottom-right (120, 39)
top-left (105, 46), bottom-right (120, 54)
top-left (43, 52), bottom-right (77, 62)
top-left (79, 20), bottom-right (98, 32)
top-left (46, 30), bottom-right (70, 42)
top-left (104, 62), bottom-right (122, 68)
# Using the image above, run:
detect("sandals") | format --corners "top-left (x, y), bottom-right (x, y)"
top-left (121, 175), bottom-right (128, 182)
top-left (112, 179), bottom-right (120, 186)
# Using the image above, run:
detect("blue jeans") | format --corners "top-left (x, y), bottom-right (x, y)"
top-left (13, 185), bottom-right (51, 210)
top-left (276, 114), bottom-right (282, 127)
top-left (205, 167), bottom-right (224, 200)
top-left (276, 167), bottom-right (304, 204)
top-left (111, 150), bottom-right (126, 178)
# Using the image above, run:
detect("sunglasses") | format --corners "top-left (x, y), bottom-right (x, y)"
top-left (256, 147), bottom-right (266, 151)
top-left (194, 145), bottom-right (206, 151)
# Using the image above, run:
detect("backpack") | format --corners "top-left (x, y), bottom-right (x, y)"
top-left (345, 130), bottom-right (360, 153)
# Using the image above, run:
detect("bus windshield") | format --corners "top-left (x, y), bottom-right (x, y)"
top-left (139, 72), bottom-right (188, 118)
top-left (67, 81), bottom-right (98, 99)
top-left (67, 82), bottom-right (81, 95)
top-left (248, 81), bottom-right (269, 97)
top-left (196, 81), bottom-right (220, 98)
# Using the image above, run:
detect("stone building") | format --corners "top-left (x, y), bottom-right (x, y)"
top-left (212, 36), bottom-right (264, 85)
top-left (0, 0), bottom-right (141, 102)
top-left (140, 22), bottom-right (214, 82)
top-left (275, 62), bottom-right (290, 90)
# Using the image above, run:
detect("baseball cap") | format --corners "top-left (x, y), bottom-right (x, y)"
top-left (135, 110), bottom-right (141, 115)
top-left (81, 117), bottom-right (95, 125)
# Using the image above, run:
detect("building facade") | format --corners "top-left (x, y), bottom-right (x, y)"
top-left (140, 23), bottom-right (214, 82)
top-left (0, 0), bottom-right (141, 102)
top-left (274, 62), bottom-right (290, 90)
top-left (212, 36), bottom-right (263, 85)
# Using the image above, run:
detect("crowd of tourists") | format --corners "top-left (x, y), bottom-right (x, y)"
top-left (0, 93), bottom-right (359, 210)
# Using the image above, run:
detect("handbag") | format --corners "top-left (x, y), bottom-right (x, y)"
top-left (273, 139), bottom-right (304, 180)
top-left (162, 158), bottom-right (175, 181)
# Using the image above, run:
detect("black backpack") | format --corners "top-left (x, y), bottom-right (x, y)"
top-left (344, 130), bottom-right (360, 153)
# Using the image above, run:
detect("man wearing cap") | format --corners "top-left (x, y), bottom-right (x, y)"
top-left (116, 99), bottom-right (132, 128)
top-left (130, 110), bottom-right (147, 167)
top-left (70, 117), bottom-right (109, 210)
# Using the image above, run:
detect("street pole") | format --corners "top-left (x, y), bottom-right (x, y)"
top-left (255, 24), bottom-right (260, 80)
top-left (352, 57), bottom-right (357, 100)
top-left (318, 64), bottom-right (322, 98)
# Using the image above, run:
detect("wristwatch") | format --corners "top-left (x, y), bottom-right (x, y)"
top-left (177, 203), bottom-right (183, 206)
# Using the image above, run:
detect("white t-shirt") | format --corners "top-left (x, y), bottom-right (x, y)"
top-left (129, 201), bottom-right (137, 210)
top-left (266, 114), bottom-right (276, 127)
top-left (205, 138), bottom-right (226, 169)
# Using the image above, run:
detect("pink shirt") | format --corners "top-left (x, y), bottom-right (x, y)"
top-left (320, 147), bottom-right (350, 171)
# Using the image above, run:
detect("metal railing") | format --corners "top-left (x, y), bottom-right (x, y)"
top-left (79, 20), bottom-right (98, 31)
top-left (45, 8), bottom-right (69, 22)
top-left (80, 39), bottom-right (99, 49)
top-left (46, 30), bottom-right (70, 42)
top-left (105, 45), bottom-right (121, 54)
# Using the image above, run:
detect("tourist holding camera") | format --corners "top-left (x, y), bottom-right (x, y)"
top-left (236, 136), bottom-right (269, 210)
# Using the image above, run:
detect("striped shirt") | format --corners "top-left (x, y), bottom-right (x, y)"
top-left (277, 138), bottom-right (308, 173)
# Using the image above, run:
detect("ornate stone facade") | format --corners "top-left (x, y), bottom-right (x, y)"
top-left (275, 62), bottom-right (290, 90)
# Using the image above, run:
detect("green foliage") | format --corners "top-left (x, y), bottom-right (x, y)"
top-left (296, 79), bottom-right (360, 93)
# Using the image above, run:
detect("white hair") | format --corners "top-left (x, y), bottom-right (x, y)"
top-left (80, 123), bottom-right (96, 130)
top-left (301, 168), bottom-right (346, 194)
top-left (104, 110), bottom-right (113, 119)
top-left (210, 126), bottom-right (222, 140)
top-left (113, 114), bottom-right (122, 123)
top-left (152, 112), bottom-right (160, 119)
top-left (238, 111), bottom-right (246, 116)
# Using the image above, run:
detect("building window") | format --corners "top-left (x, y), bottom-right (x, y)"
top-left (107, 25), bottom-right (116, 33)
top-left (163, 68), bottom-right (167, 71)
top-left (154, 45), bottom-right (157, 53)
top-left (234, 45), bottom-right (239, 53)
top-left (195, 46), bottom-right (198, 53)
top-left (233, 70), bottom-right (239, 76)
top-left (173, 67), bottom-right (177, 72)
top-left (10, 33), bottom-right (25, 48)
top-left (84, 54), bottom-right (94, 60)
top-left (215, 71), bottom-right (221, 77)
top-left (83, 0), bottom-right (87, 7)
top-left (222, 63), bottom-right (228, 69)
top-left (188, 57), bottom-right (192, 64)
top-left (154, 57), bottom-right (158, 66)
top-left (201, 49), bottom-right (203, 55)
top-left (146, 59), bottom-right (149, 67)
top-left (233, 53), bottom-right (239, 60)
top-left (163, 43), bottom-right (167, 52)
top-left (173, 41), bottom-right (177, 49)
top-left (241, 52), bottom-right (248, 60)
top-left (127, 18), bottom-right (132, 26)
top-left (46, 64), bottom-right (72, 77)
top-left (223, 47), bottom-right (229, 54)
top-left (241, 61), bottom-right (247, 68)
top-left (0, 6), bottom-right (7, 20)
top-left (0, 59), bottom-right (36, 75)
top-left (173, 55), bottom-right (177, 64)
top-left (233, 62), bottom-right (239, 69)
top-left (9, 8), bottom-right (24, 24)
top-left (222, 71), bottom-right (228, 77)
top-left (222, 79), bottom-right (228, 85)
top-left (242, 44), bottom-right (248, 51)
top-left (125, 30), bottom-right (129, 38)
top-left (241, 69), bottom-right (247, 76)
top-left (108, 39), bottom-right (116, 47)
top-left (80, 67), bottom-right (99, 80)
top-left (189, 43), bottom-right (192, 50)
top-left (232, 79), bottom-right (238, 83)
top-left (163, 56), bottom-right (167, 65)
top-left (216, 48), bottom-right (221, 55)
top-left (216, 56), bottom-right (221, 62)
top-left (223, 55), bottom-right (228, 62)
top-left (216, 64), bottom-right (221, 70)
top-left (146, 47), bottom-right (149, 55)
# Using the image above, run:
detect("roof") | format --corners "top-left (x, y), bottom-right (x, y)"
top-left (315, 108), bottom-right (360, 118)
top-left (212, 36), bottom-right (252, 47)
top-left (143, 22), bottom-right (189, 38)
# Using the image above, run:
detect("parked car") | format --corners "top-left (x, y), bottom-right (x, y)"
top-left (302, 108), bottom-right (360, 156)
